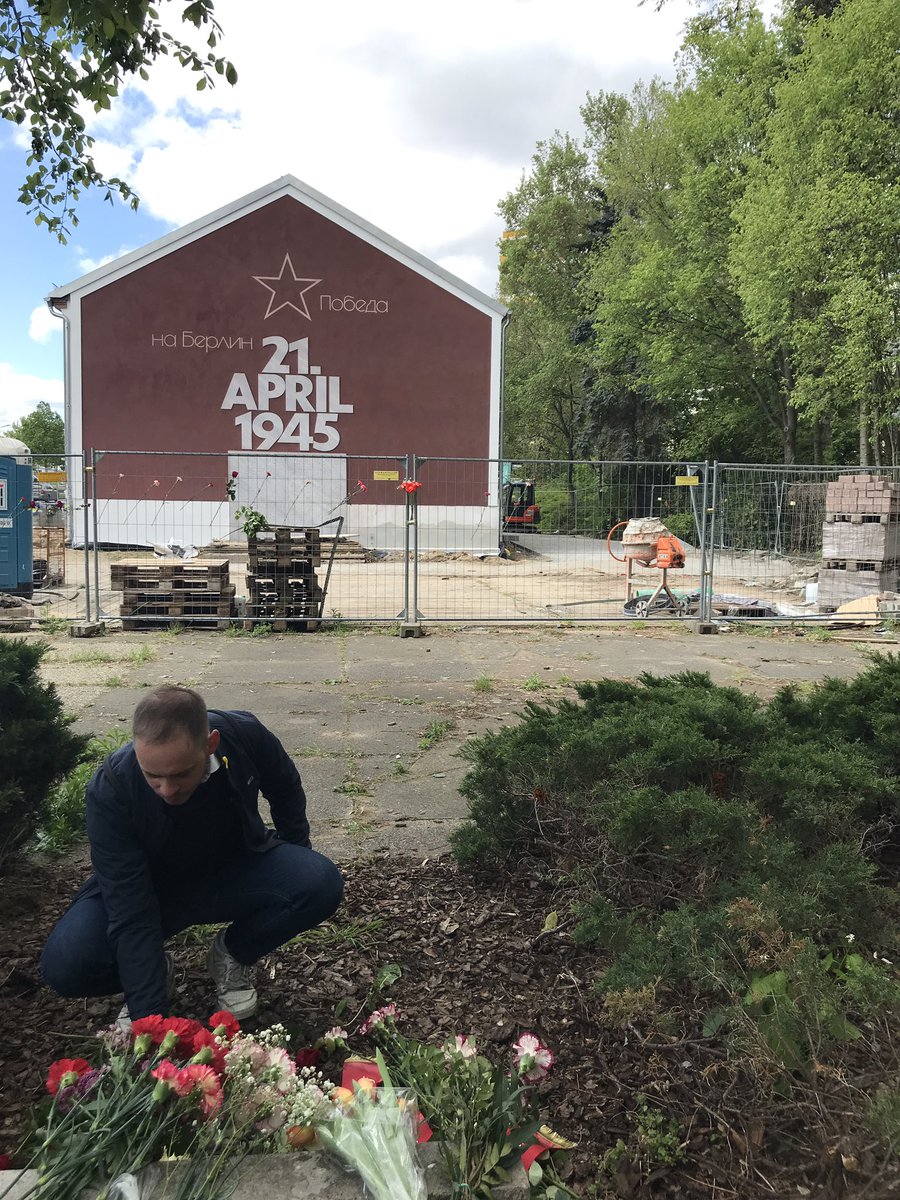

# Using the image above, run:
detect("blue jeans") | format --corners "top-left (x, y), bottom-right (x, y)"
top-left (41, 844), bottom-right (344, 997)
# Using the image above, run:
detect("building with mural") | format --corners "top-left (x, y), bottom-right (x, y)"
top-left (47, 176), bottom-right (507, 549)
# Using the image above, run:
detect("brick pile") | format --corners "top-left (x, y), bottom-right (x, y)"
top-left (818, 474), bottom-right (900, 609)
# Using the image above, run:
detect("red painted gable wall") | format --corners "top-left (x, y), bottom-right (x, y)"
top-left (79, 197), bottom-right (494, 500)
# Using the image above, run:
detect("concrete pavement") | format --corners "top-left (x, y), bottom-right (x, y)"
top-left (27, 622), bottom-right (881, 863)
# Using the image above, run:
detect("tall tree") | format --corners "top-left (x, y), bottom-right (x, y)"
top-left (730, 0), bottom-right (900, 465)
top-left (0, 0), bottom-right (235, 238)
top-left (498, 134), bottom-right (599, 465)
top-left (586, 10), bottom-right (807, 462)
top-left (5, 400), bottom-right (65, 463)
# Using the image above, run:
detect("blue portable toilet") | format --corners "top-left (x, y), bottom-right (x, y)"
top-left (0, 436), bottom-right (34, 599)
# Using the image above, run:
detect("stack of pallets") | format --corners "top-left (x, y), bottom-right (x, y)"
top-left (111, 559), bottom-right (235, 628)
top-left (818, 475), bottom-right (900, 609)
top-left (246, 527), bottom-right (325, 625)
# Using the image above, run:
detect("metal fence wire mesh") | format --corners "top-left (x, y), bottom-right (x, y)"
top-left (14, 452), bottom-right (900, 628)
top-left (709, 464), bottom-right (900, 620)
top-left (88, 450), bottom-right (411, 626)
top-left (411, 458), bottom-right (708, 621)
top-left (18, 454), bottom-right (90, 625)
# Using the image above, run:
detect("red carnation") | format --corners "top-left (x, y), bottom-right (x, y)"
top-left (295, 1046), bottom-right (322, 1069)
top-left (132, 1015), bottom-right (166, 1043)
top-left (191, 1027), bottom-right (227, 1075)
top-left (208, 1010), bottom-right (240, 1040)
top-left (0, 1154), bottom-right (14, 1171)
top-left (158, 1017), bottom-right (203, 1058)
top-left (46, 1058), bottom-right (91, 1096)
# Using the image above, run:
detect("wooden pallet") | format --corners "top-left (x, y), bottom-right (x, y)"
top-left (111, 559), bottom-right (230, 589)
top-left (121, 616), bottom-right (232, 630)
top-left (119, 585), bottom-right (236, 620)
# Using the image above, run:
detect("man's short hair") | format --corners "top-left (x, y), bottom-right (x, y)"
top-left (133, 686), bottom-right (209, 747)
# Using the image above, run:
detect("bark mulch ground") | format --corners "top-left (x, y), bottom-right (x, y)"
top-left (1, 850), bottom-right (897, 1198)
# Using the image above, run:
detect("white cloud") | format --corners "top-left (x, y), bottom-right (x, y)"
top-left (28, 305), bottom-right (62, 344)
top-left (77, 246), bottom-right (139, 274)
top-left (0, 363), bottom-right (64, 433)
top-left (79, 0), bottom-right (711, 294)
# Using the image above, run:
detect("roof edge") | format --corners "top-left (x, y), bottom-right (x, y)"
top-left (45, 175), bottom-right (508, 318)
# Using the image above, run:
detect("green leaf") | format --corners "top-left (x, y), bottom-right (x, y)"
top-left (542, 910), bottom-right (559, 933)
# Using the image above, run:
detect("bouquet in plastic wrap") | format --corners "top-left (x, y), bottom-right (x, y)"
top-left (316, 1077), bottom-right (427, 1200)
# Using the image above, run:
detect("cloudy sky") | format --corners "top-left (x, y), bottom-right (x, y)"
top-left (0, 0), bottom-right (754, 433)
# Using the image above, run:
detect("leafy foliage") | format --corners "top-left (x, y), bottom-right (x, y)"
top-left (451, 657), bottom-right (900, 1041)
top-left (0, 637), bottom-right (89, 870)
top-left (4, 401), bottom-right (64, 462)
top-left (0, 0), bottom-right (236, 238)
top-left (503, 0), bottom-right (900, 465)
top-left (33, 728), bottom-right (129, 853)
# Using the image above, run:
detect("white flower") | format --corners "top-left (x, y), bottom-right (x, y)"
top-left (512, 1032), bottom-right (555, 1083)
top-left (443, 1034), bottom-right (478, 1064)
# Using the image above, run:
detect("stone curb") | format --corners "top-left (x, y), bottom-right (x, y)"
top-left (0, 1142), bottom-right (528, 1198)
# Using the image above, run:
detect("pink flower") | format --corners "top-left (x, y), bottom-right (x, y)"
top-left (231, 470), bottom-right (239, 478)
top-left (359, 1004), bottom-right (398, 1037)
top-left (443, 1034), bottom-right (478, 1063)
top-left (151, 1058), bottom-right (192, 1097)
top-left (181, 1063), bottom-right (224, 1117)
top-left (512, 1033), bottom-right (554, 1082)
top-left (152, 479), bottom-right (160, 487)
top-left (357, 480), bottom-right (368, 493)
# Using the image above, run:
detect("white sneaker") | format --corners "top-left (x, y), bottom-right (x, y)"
top-left (116, 952), bottom-right (176, 1032)
top-left (206, 930), bottom-right (258, 1019)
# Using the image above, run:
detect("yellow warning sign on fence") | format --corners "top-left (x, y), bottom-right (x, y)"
top-left (372, 470), bottom-right (399, 481)
top-left (675, 476), bottom-right (699, 487)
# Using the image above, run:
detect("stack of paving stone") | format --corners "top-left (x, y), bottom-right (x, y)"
top-left (818, 474), bottom-right (900, 609)
top-left (111, 558), bottom-right (234, 628)
top-left (246, 527), bottom-right (325, 623)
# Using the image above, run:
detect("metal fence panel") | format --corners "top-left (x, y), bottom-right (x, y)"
top-left (15, 453), bottom-right (91, 626)
top-left (412, 457), bottom-right (709, 622)
top-left (89, 450), bottom-right (411, 625)
top-left (708, 463), bottom-right (900, 621)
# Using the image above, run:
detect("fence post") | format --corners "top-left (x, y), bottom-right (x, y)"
top-left (399, 455), bottom-right (423, 635)
top-left (82, 458), bottom-right (92, 623)
top-left (703, 461), bottom-right (720, 625)
top-left (91, 449), bottom-right (102, 619)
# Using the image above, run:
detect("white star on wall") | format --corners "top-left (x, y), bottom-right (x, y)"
top-left (253, 253), bottom-right (322, 321)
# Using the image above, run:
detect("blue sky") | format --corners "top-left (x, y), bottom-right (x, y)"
top-left (0, 0), bottom-right (776, 434)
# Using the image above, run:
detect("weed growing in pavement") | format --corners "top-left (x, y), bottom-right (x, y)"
top-left (804, 626), bottom-right (834, 642)
top-left (127, 644), bottom-right (156, 664)
top-left (70, 649), bottom-right (115, 664)
top-left (39, 615), bottom-right (69, 634)
top-left (419, 719), bottom-right (454, 749)
top-left (105, 674), bottom-right (126, 687)
top-left (473, 675), bottom-right (493, 693)
top-left (393, 760), bottom-right (410, 776)
top-left (523, 674), bottom-right (546, 692)
top-left (397, 696), bottom-right (422, 706)
top-left (224, 622), bottom-right (274, 638)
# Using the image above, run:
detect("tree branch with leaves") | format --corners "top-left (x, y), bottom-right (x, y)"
top-left (0, 0), bottom-right (236, 239)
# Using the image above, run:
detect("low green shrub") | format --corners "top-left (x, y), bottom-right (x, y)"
top-left (451, 657), bottom-right (900, 1031)
top-left (33, 729), bottom-right (130, 854)
top-left (0, 638), bottom-right (89, 871)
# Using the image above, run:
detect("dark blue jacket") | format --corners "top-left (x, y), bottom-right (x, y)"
top-left (81, 710), bottom-right (310, 1018)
